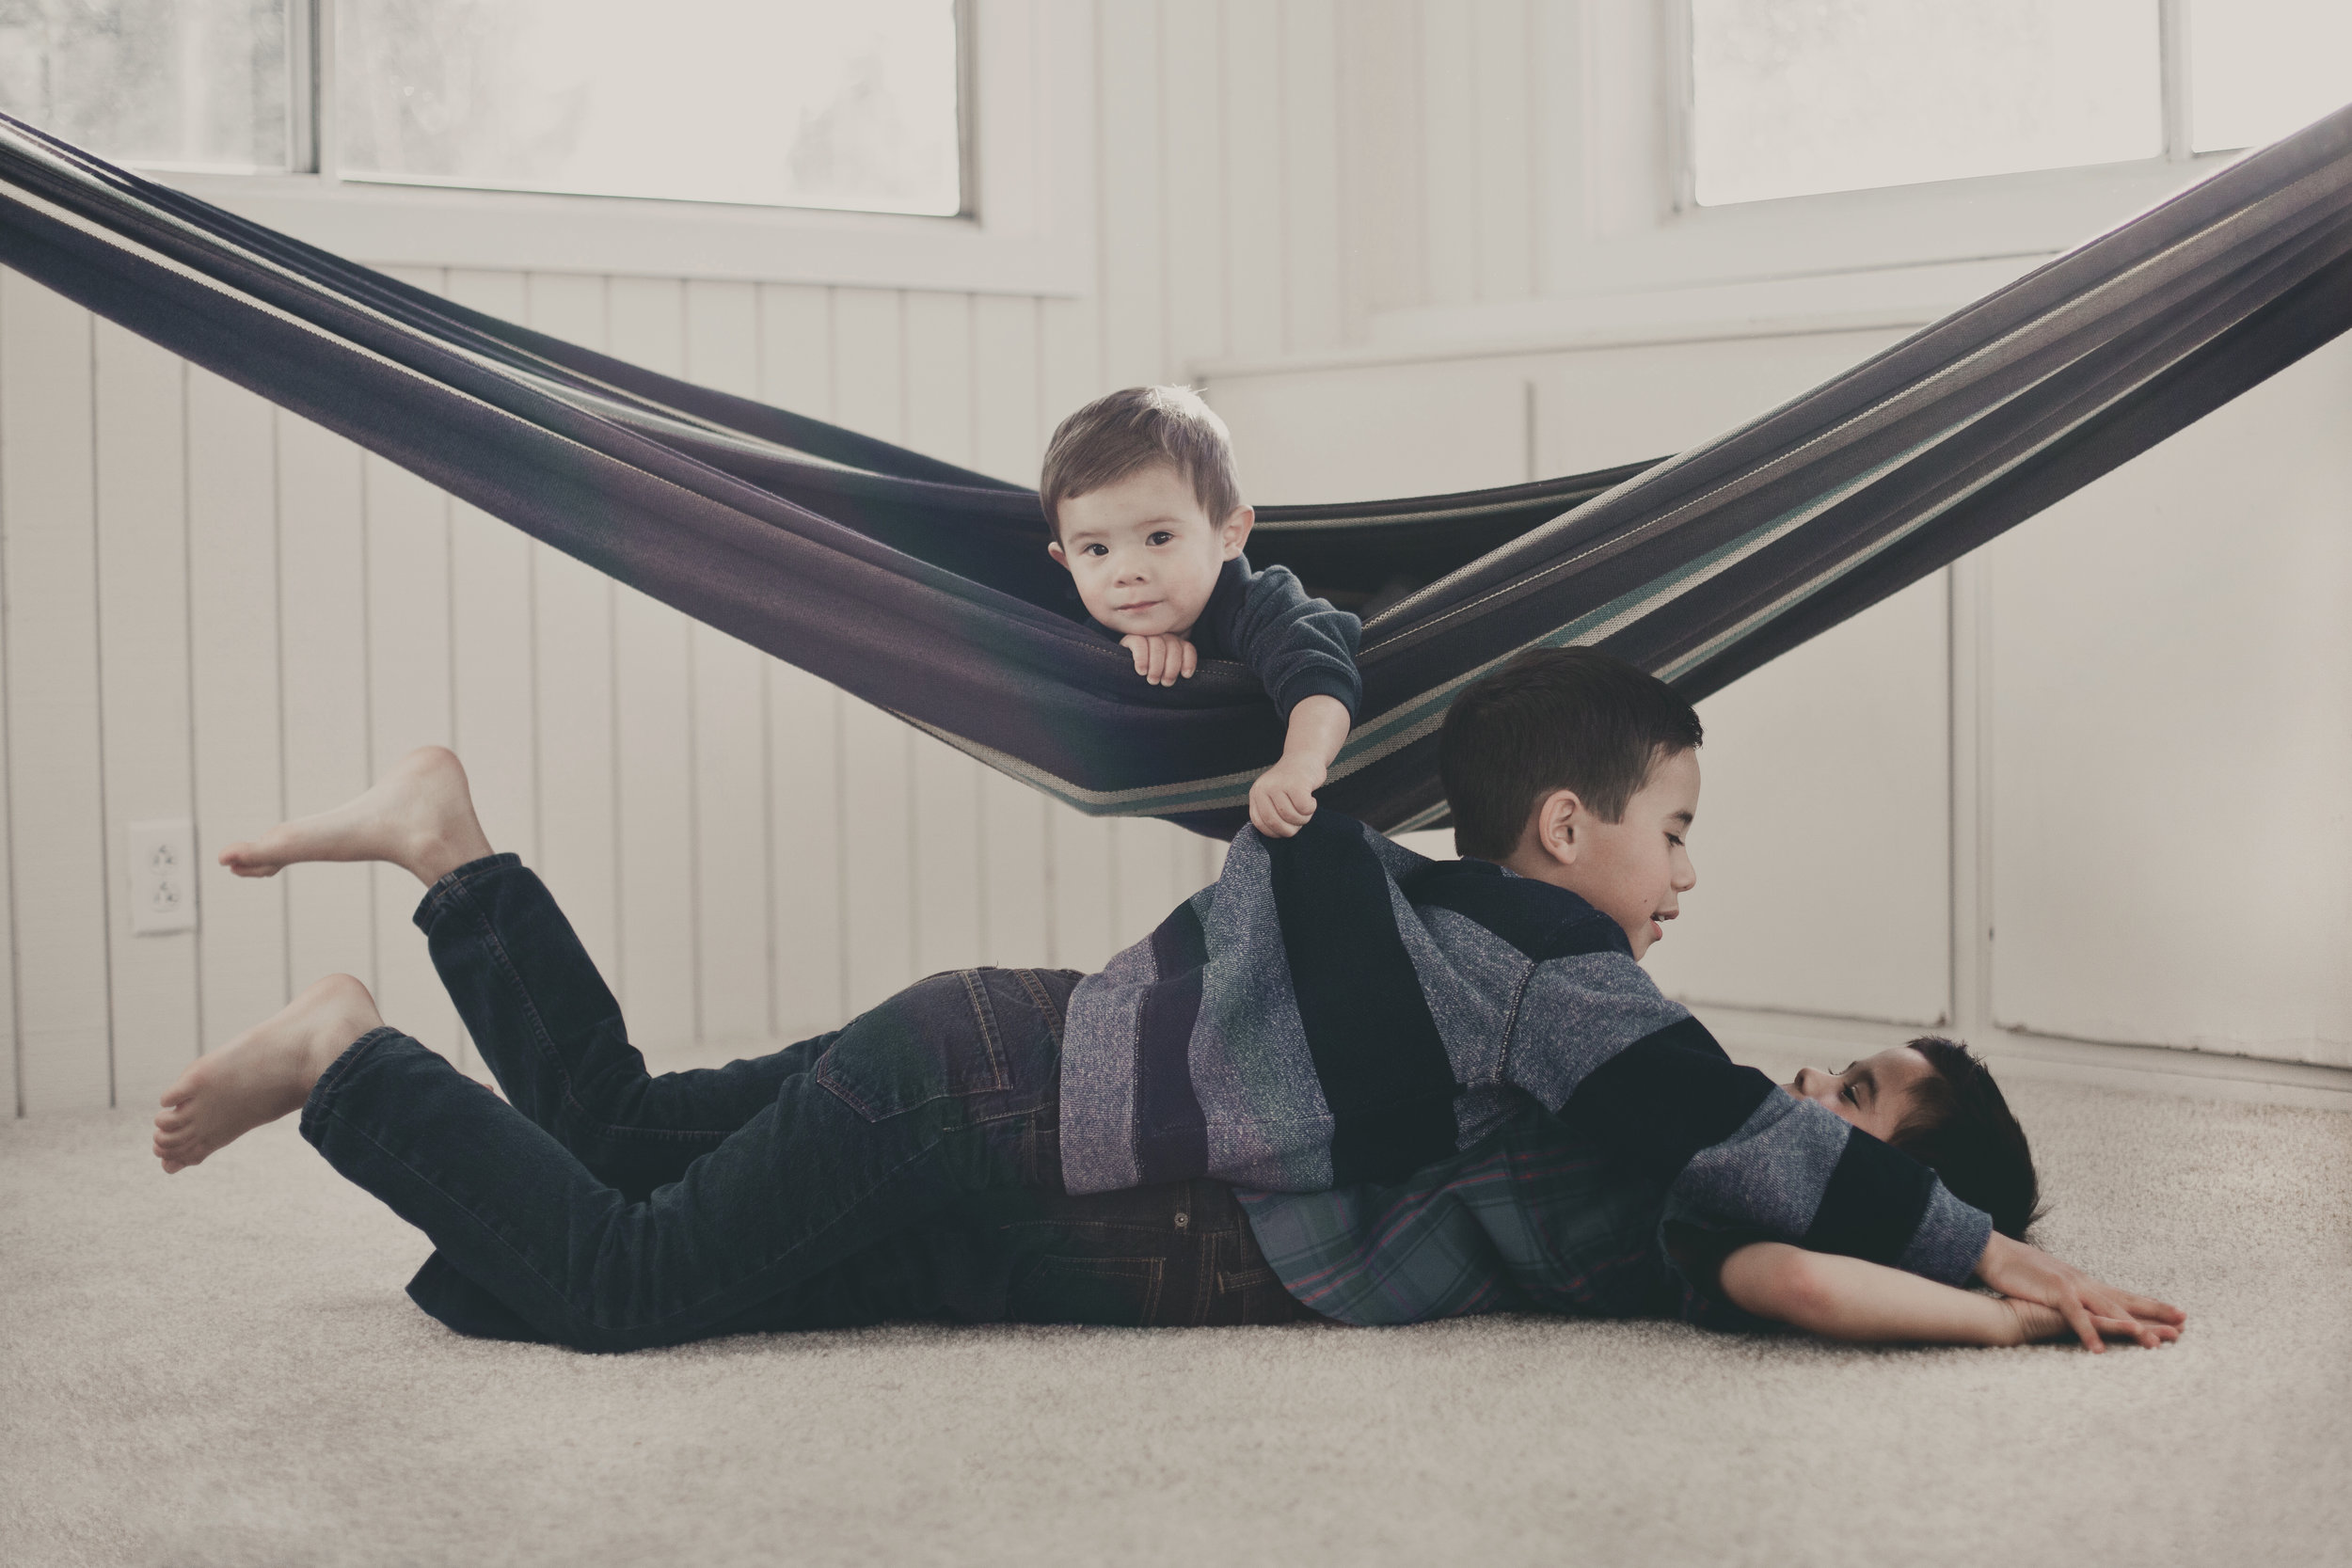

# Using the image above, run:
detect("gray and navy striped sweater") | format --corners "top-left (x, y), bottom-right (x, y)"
top-left (1060, 813), bottom-right (1994, 1286)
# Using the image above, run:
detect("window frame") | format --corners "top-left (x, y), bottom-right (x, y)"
top-left (1670, 0), bottom-right (2210, 214)
top-left (1630, 0), bottom-right (2290, 294)
top-left (141, 0), bottom-right (1096, 297)
top-left (1343, 0), bottom-right (2268, 371)
top-left (1540, 0), bottom-right (2247, 309)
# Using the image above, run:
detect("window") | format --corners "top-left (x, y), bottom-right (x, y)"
top-left (0, 0), bottom-right (294, 174)
top-left (336, 0), bottom-right (965, 216)
top-left (1690, 0), bottom-right (2352, 208)
top-left (0, 0), bottom-right (968, 218)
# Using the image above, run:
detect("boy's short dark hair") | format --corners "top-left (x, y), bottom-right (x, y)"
top-left (1889, 1037), bottom-right (2045, 1241)
top-left (1040, 386), bottom-right (1244, 540)
top-left (1438, 646), bottom-right (1704, 860)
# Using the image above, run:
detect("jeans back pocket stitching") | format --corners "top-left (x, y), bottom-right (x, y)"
top-left (959, 969), bottom-right (1011, 1089)
top-left (1015, 967), bottom-right (1065, 1041)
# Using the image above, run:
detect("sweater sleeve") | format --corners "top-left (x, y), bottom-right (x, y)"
top-left (1200, 558), bottom-right (1363, 719)
top-left (1534, 1010), bottom-right (1994, 1286)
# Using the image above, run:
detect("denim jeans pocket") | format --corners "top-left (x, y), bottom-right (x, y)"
top-left (816, 969), bottom-right (1013, 1123)
top-left (1006, 1253), bottom-right (1167, 1327)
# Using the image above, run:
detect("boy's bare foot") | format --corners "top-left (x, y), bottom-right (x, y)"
top-left (152, 974), bottom-right (384, 1174)
top-left (218, 745), bottom-right (493, 888)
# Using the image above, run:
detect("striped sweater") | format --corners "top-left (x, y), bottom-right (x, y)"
top-left (1059, 813), bottom-right (1993, 1286)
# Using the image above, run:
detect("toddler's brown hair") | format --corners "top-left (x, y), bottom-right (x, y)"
top-left (1039, 385), bottom-right (1244, 540)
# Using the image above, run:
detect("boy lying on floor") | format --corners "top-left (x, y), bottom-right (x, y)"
top-left (150, 650), bottom-right (2182, 1354)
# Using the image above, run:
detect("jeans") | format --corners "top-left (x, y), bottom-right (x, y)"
top-left (298, 854), bottom-right (1314, 1351)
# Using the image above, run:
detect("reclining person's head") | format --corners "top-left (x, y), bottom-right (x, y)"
top-left (1787, 1037), bottom-right (2044, 1240)
top-left (1438, 645), bottom-right (1704, 958)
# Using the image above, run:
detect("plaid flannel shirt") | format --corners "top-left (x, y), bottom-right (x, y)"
top-left (1236, 1104), bottom-right (1772, 1332)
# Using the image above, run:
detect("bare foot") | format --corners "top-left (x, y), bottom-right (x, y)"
top-left (217, 746), bottom-right (493, 888)
top-left (152, 974), bottom-right (384, 1174)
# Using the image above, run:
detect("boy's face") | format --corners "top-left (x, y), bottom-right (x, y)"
top-left (1506, 746), bottom-right (1700, 959)
top-left (1048, 462), bottom-right (1251, 639)
top-left (1782, 1047), bottom-right (1934, 1141)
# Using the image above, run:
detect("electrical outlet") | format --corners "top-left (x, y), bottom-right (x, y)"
top-left (128, 818), bottom-right (198, 936)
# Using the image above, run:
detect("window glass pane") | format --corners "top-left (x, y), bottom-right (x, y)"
top-left (0, 0), bottom-right (290, 172)
top-left (337, 0), bottom-right (963, 216)
top-left (1692, 0), bottom-right (2160, 206)
top-left (2189, 0), bottom-right (2352, 152)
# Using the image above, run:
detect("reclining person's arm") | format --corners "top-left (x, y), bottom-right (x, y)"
top-left (1718, 1242), bottom-right (2181, 1348)
top-left (1721, 1242), bottom-right (2061, 1345)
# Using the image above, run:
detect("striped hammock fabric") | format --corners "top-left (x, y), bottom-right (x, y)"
top-left (3, 107), bottom-right (2349, 836)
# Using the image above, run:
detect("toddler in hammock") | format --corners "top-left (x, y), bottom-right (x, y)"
top-left (1041, 386), bottom-right (1359, 837)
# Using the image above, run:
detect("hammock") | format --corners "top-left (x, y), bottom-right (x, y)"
top-left (4, 109), bottom-right (2350, 837)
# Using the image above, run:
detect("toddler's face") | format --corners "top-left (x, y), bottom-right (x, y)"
top-left (1049, 463), bottom-right (1251, 639)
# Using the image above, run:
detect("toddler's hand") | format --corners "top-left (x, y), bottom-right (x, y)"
top-left (1120, 633), bottom-right (1198, 687)
top-left (1249, 754), bottom-right (1326, 838)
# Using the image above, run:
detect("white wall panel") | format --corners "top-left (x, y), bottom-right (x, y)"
top-left (361, 264), bottom-right (459, 1066)
top-left (1537, 330), bottom-right (1908, 473)
top-left (443, 271), bottom-right (542, 868)
top-left (522, 273), bottom-right (622, 995)
top-left (2, 277), bottom-right (112, 1113)
top-left (274, 414), bottom-right (375, 1000)
top-left (440, 269), bottom-right (542, 1076)
top-left (1279, 0), bottom-right (1345, 355)
top-left (1210, 358), bottom-right (1530, 503)
top-left (967, 293), bottom-right (1057, 968)
top-left (1470, 0), bottom-right (1534, 305)
top-left (185, 369), bottom-right (286, 1053)
top-left (1096, 0), bottom-right (1165, 390)
top-left (1161, 1), bottom-right (1228, 375)
top-left (758, 282), bottom-right (848, 1037)
top-left (903, 292), bottom-right (991, 978)
top-left (1221, 0), bottom-right (1285, 363)
top-left (973, 294), bottom-right (1042, 487)
top-left (1420, 0), bottom-right (1480, 311)
top-left (1643, 576), bottom-right (1951, 1026)
top-left (830, 289), bottom-right (919, 1009)
top-left (683, 279), bottom-right (774, 1045)
top-left (1034, 293), bottom-right (1117, 970)
top-left (605, 277), bottom-right (700, 1055)
top-left (90, 322), bottom-right (199, 1108)
top-left (1988, 336), bottom-right (2352, 1068)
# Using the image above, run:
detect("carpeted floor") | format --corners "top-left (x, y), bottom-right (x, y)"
top-left (3, 1066), bottom-right (2346, 1568)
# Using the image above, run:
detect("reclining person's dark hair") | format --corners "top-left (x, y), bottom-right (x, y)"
top-left (1888, 1036), bottom-right (2045, 1241)
top-left (1438, 645), bottom-right (1704, 860)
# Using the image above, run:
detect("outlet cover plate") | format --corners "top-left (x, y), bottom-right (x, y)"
top-left (128, 818), bottom-right (198, 936)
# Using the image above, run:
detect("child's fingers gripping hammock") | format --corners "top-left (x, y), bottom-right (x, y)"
top-left (4, 106), bottom-right (2350, 837)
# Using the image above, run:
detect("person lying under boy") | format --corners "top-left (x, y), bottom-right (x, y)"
top-left (1041, 384), bottom-right (1357, 838)
top-left (148, 656), bottom-right (2180, 1354)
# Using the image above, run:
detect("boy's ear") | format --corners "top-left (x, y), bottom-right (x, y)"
top-left (1219, 505), bottom-right (1255, 561)
top-left (1531, 788), bottom-right (1585, 867)
top-left (1046, 539), bottom-right (1068, 566)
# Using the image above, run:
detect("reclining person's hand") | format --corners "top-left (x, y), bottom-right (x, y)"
top-left (1120, 632), bottom-right (1198, 687)
top-left (1974, 1231), bottom-right (2185, 1352)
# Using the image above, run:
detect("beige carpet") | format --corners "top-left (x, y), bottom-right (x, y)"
top-left (3, 1069), bottom-right (2346, 1568)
